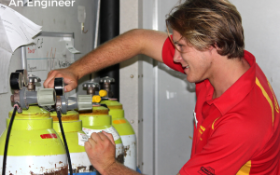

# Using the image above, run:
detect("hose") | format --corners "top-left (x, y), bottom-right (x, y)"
top-left (57, 110), bottom-right (73, 175)
top-left (2, 105), bottom-right (17, 175)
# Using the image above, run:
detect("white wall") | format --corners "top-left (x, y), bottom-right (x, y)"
top-left (232, 0), bottom-right (280, 99)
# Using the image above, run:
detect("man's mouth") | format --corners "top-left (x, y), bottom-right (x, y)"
top-left (182, 65), bottom-right (190, 69)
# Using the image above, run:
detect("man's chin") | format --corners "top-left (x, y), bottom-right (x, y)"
top-left (186, 77), bottom-right (195, 83)
top-left (186, 77), bottom-right (203, 84)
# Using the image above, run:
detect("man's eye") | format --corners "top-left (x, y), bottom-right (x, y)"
top-left (178, 45), bottom-right (184, 50)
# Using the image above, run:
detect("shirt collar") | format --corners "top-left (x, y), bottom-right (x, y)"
top-left (205, 50), bottom-right (256, 115)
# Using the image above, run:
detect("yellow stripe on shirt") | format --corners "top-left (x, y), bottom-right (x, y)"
top-left (255, 78), bottom-right (274, 124)
top-left (236, 160), bottom-right (251, 175)
top-left (212, 118), bottom-right (220, 130)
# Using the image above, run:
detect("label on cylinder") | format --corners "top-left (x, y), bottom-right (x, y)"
top-left (82, 126), bottom-right (120, 141)
top-left (40, 133), bottom-right (58, 139)
top-left (78, 133), bottom-right (89, 146)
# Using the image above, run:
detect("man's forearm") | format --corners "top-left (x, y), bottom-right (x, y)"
top-left (101, 162), bottom-right (141, 175)
top-left (68, 29), bottom-right (167, 79)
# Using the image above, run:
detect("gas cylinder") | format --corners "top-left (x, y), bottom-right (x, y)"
top-left (50, 110), bottom-right (95, 174)
top-left (100, 99), bottom-right (137, 170)
top-left (100, 76), bottom-right (137, 170)
top-left (79, 105), bottom-right (124, 164)
top-left (0, 106), bottom-right (68, 174)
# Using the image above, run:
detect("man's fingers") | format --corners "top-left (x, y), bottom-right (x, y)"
top-left (43, 75), bottom-right (54, 88)
top-left (98, 132), bottom-right (108, 141)
top-left (44, 70), bottom-right (60, 88)
top-left (91, 132), bottom-right (108, 142)
top-left (90, 131), bottom-right (115, 146)
top-left (64, 84), bottom-right (73, 92)
top-left (102, 131), bottom-right (115, 145)
top-left (90, 132), bottom-right (103, 142)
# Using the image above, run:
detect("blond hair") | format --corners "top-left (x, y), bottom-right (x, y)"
top-left (166, 0), bottom-right (244, 58)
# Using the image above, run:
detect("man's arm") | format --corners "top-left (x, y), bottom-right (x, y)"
top-left (44, 29), bottom-right (167, 91)
top-left (85, 131), bottom-right (181, 175)
top-left (85, 131), bottom-right (141, 175)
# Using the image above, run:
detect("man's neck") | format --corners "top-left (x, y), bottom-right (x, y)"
top-left (209, 55), bottom-right (250, 99)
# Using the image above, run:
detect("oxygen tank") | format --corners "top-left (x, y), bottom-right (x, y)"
top-left (51, 110), bottom-right (95, 174)
top-left (100, 76), bottom-right (137, 170)
top-left (79, 104), bottom-right (124, 164)
top-left (100, 99), bottom-right (137, 170)
top-left (0, 106), bottom-right (68, 174)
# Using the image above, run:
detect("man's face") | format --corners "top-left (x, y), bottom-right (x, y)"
top-left (172, 30), bottom-right (213, 83)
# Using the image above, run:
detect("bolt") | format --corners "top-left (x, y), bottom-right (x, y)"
top-left (142, 162), bottom-right (144, 166)
top-left (130, 120), bottom-right (134, 124)
top-left (130, 74), bottom-right (134, 78)
top-left (138, 120), bottom-right (140, 123)
top-left (141, 119), bottom-right (143, 122)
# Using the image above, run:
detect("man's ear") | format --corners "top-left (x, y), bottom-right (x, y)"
top-left (208, 44), bottom-right (220, 54)
top-left (207, 45), bottom-right (215, 54)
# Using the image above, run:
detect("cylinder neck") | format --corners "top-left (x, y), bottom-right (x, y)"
top-left (79, 106), bottom-right (111, 127)
top-left (51, 111), bottom-right (82, 133)
top-left (9, 106), bottom-right (50, 119)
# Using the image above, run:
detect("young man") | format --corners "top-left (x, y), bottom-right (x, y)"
top-left (44, 0), bottom-right (280, 174)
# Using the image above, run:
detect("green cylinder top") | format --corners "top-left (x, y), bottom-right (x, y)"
top-left (100, 100), bottom-right (123, 109)
top-left (9, 106), bottom-right (50, 119)
top-left (100, 100), bottom-right (124, 119)
top-left (50, 110), bottom-right (79, 122)
top-left (50, 110), bottom-right (82, 133)
top-left (79, 105), bottom-right (111, 126)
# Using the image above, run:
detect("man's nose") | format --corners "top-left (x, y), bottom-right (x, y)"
top-left (173, 49), bottom-right (182, 63)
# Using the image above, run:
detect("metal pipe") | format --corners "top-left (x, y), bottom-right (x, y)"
top-left (98, 0), bottom-right (120, 100)
top-left (21, 47), bottom-right (27, 69)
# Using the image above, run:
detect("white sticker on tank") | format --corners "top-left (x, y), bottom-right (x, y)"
top-left (78, 133), bottom-right (89, 146)
top-left (83, 126), bottom-right (120, 141)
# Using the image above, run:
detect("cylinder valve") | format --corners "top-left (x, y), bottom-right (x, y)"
top-left (100, 76), bottom-right (115, 98)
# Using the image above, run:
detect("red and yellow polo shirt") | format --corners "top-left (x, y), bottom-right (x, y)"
top-left (162, 37), bottom-right (280, 175)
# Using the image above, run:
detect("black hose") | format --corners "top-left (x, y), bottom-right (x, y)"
top-left (2, 106), bottom-right (17, 175)
top-left (57, 110), bottom-right (73, 175)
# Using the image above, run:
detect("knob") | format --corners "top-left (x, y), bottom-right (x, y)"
top-left (54, 78), bottom-right (64, 96)
top-left (100, 76), bottom-right (115, 83)
top-left (10, 72), bottom-right (23, 90)
top-left (28, 74), bottom-right (41, 83)
top-left (37, 88), bottom-right (56, 106)
top-left (83, 80), bottom-right (100, 89)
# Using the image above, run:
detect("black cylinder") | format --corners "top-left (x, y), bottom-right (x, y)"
top-left (98, 0), bottom-right (120, 100)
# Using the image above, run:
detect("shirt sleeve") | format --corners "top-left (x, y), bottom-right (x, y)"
top-left (162, 36), bottom-right (185, 74)
top-left (179, 114), bottom-right (262, 175)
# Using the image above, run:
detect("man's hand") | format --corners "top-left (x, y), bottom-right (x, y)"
top-left (85, 131), bottom-right (116, 174)
top-left (43, 67), bottom-right (78, 92)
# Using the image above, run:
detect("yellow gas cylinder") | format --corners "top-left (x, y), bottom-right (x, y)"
top-left (79, 105), bottom-right (124, 164)
top-left (50, 110), bottom-right (95, 174)
top-left (100, 99), bottom-right (137, 170)
top-left (0, 106), bottom-right (68, 174)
